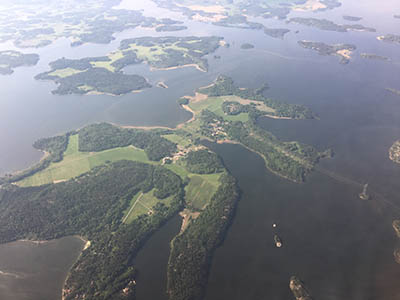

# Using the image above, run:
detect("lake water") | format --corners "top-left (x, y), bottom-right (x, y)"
top-left (0, 237), bottom-right (85, 300)
top-left (1, 0), bottom-right (400, 299)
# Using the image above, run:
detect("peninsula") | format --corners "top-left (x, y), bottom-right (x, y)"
top-left (0, 75), bottom-right (330, 300)
top-left (0, 50), bottom-right (39, 75)
top-left (298, 40), bottom-right (356, 64)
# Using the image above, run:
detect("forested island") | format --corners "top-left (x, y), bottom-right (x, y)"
top-left (0, 50), bottom-right (39, 75)
top-left (35, 36), bottom-right (222, 95)
top-left (360, 53), bottom-right (390, 61)
top-left (298, 40), bottom-right (356, 64)
top-left (0, 0), bottom-right (185, 48)
top-left (155, 25), bottom-right (188, 32)
top-left (289, 17), bottom-right (376, 32)
top-left (343, 15), bottom-right (362, 21)
top-left (241, 43), bottom-right (254, 49)
top-left (377, 34), bottom-right (400, 44)
top-left (389, 140), bottom-right (400, 164)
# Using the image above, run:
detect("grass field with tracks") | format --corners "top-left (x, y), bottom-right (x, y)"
top-left (17, 134), bottom-right (151, 187)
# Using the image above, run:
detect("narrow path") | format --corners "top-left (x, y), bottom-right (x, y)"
top-left (122, 192), bottom-right (143, 223)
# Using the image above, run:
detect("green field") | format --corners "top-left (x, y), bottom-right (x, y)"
top-left (18, 134), bottom-right (151, 187)
top-left (91, 51), bottom-right (124, 72)
top-left (185, 173), bottom-right (221, 210)
top-left (47, 67), bottom-right (85, 78)
top-left (162, 133), bottom-right (192, 148)
top-left (123, 189), bottom-right (176, 224)
top-left (189, 96), bottom-right (249, 122)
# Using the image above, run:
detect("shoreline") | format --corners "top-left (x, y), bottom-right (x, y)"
top-left (61, 236), bottom-right (89, 300)
top-left (150, 63), bottom-right (206, 73)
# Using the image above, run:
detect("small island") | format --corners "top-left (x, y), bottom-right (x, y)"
top-left (290, 276), bottom-right (313, 300)
top-left (35, 36), bottom-right (223, 95)
top-left (289, 17), bottom-right (376, 32)
top-left (155, 25), bottom-right (188, 32)
top-left (298, 40), bottom-right (356, 64)
top-left (343, 15), bottom-right (363, 21)
top-left (386, 88), bottom-right (400, 97)
top-left (241, 43), bottom-right (255, 50)
top-left (389, 140), bottom-right (400, 164)
top-left (360, 53), bottom-right (390, 61)
top-left (0, 50), bottom-right (39, 75)
top-left (377, 34), bottom-right (400, 44)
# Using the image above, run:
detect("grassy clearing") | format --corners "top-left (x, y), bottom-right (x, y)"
top-left (185, 173), bottom-right (221, 210)
top-left (189, 96), bottom-right (249, 122)
top-left (123, 189), bottom-right (176, 224)
top-left (18, 134), bottom-right (151, 187)
top-left (48, 67), bottom-right (85, 78)
top-left (90, 51), bottom-right (124, 72)
top-left (162, 134), bottom-right (192, 148)
top-left (125, 42), bottom-right (188, 64)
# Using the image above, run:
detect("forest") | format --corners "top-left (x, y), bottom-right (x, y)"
top-left (0, 160), bottom-right (184, 299)
top-left (199, 75), bottom-right (316, 119)
top-left (167, 173), bottom-right (239, 300)
top-left (78, 123), bottom-right (177, 161)
top-left (36, 67), bottom-right (151, 95)
top-left (185, 149), bottom-right (224, 174)
top-left (0, 50), bottom-right (39, 74)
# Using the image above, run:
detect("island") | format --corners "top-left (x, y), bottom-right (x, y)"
top-left (343, 15), bottom-right (363, 21)
top-left (35, 36), bottom-right (223, 95)
top-left (289, 17), bottom-right (376, 32)
top-left (0, 75), bottom-right (330, 300)
top-left (377, 34), bottom-right (400, 44)
top-left (360, 53), bottom-right (390, 61)
top-left (241, 43), bottom-right (255, 50)
top-left (298, 40), bottom-right (357, 64)
top-left (389, 141), bottom-right (400, 164)
top-left (155, 25), bottom-right (188, 32)
top-left (386, 88), bottom-right (400, 97)
top-left (395, 249), bottom-right (400, 264)
top-left (0, 50), bottom-right (39, 75)
top-left (290, 276), bottom-right (313, 300)
top-left (0, 0), bottom-right (186, 48)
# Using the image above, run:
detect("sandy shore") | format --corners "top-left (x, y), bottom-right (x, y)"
top-left (150, 63), bottom-right (206, 72)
